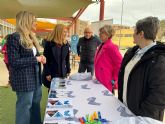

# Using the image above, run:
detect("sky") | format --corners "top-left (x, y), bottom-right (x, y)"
top-left (79, 0), bottom-right (165, 26)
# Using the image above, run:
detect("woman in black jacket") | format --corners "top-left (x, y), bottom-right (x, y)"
top-left (42, 24), bottom-right (71, 88)
top-left (118, 16), bottom-right (165, 121)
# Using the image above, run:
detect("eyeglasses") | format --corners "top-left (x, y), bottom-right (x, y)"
top-left (99, 31), bottom-right (106, 34)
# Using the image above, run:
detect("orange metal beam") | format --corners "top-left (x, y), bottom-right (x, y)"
top-left (68, 7), bottom-right (88, 28)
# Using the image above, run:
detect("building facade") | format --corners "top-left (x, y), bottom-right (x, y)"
top-left (113, 24), bottom-right (134, 48)
top-left (0, 19), bottom-right (15, 38)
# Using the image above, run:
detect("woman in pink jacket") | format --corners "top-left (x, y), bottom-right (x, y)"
top-left (94, 25), bottom-right (122, 92)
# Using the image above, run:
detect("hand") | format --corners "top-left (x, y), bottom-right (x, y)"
top-left (40, 55), bottom-right (46, 64)
top-left (46, 75), bottom-right (51, 81)
top-left (67, 73), bottom-right (70, 77)
top-left (36, 55), bottom-right (46, 64)
top-left (2, 50), bottom-right (6, 54)
top-left (36, 56), bottom-right (42, 62)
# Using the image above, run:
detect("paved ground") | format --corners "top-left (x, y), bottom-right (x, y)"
top-left (0, 59), bottom-right (9, 86)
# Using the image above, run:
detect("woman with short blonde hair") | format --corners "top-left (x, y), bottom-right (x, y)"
top-left (46, 24), bottom-right (67, 45)
top-left (99, 25), bottom-right (115, 39)
top-left (7, 11), bottom-right (46, 124)
top-left (42, 24), bottom-right (71, 89)
top-left (94, 24), bottom-right (122, 92)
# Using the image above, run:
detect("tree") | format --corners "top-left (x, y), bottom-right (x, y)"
top-left (157, 20), bottom-right (165, 40)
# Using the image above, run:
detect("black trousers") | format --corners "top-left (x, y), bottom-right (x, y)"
top-left (78, 62), bottom-right (94, 76)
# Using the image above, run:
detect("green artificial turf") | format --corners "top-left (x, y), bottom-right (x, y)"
top-left (0, 86), bottom-right (48, 124)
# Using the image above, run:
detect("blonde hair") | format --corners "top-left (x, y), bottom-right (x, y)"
top-left (46, 24), bottom-right (67, 45)
top-left (99, 25), bottom-right (115, 39)
top-left (16, 11), bottom-right (40, 51)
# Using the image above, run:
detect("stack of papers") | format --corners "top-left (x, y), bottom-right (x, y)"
top-left (47, 98), bottom-right (73, 108)
top-left (44, 78), bottom-right (75, 123)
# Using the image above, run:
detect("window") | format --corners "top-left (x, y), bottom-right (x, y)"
top-left (124, 34), bottom-right (133, 37)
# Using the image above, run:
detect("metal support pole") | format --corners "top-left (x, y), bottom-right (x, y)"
top-left (99, 0), bottom-right (105, 21)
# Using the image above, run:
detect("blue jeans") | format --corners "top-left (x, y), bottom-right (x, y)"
top-left (16, 66), bottom-right (42, 124)
top-left (15, 84), bottom-right (42, 124)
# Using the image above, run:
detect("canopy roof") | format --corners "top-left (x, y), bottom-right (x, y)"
top-left (0, 0), bottom-right (93, 18)
top-left (6, 19), bottom-right (55, 30)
